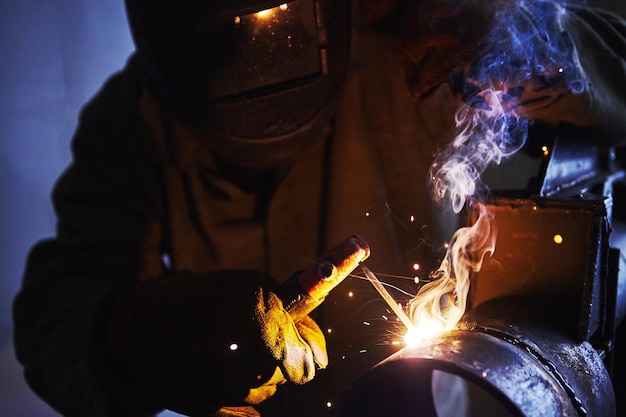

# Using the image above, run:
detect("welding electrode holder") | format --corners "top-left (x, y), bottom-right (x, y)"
top-left (279, 235), bottom-right (371, 322)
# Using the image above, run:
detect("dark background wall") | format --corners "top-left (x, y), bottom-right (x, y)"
top-left (0, 1), bottom-right (624, 416)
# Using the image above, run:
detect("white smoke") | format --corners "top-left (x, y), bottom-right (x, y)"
top-left (406, 0), bottom-right (586, 337)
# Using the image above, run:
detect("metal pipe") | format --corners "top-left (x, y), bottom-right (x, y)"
top-left (335, 298), bottom-right (615, 417)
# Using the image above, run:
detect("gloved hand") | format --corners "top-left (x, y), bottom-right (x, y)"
top-left (107, 269), bottom-right (327, 416)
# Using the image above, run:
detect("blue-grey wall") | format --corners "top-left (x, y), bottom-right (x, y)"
top-left (0, 1), bottom-right (133, 415)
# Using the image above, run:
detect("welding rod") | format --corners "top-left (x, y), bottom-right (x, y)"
top-left (361, 264), bottom-right (416, 331)
top-left (279, 235), bottom-right (371, 322)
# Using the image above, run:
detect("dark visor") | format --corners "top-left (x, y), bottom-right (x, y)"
top-left (209, 0), bottom-right (323, 100)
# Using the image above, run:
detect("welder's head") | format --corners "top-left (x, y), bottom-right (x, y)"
top-left (124, 0), bottom-right (351, 167)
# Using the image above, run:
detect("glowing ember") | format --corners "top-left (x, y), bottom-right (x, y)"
top-left (553, 234), bottom-right (564, 244)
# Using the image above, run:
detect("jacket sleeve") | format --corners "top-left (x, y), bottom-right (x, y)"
top-left (12, 57), bottom-right (165, 417)
top-left (359, 0), bottom-right (626, 145)
top-left (560, 4), bottom-right (626, 143)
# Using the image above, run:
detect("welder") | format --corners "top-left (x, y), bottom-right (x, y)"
top-left (12, 1), bottom-right (626, 416)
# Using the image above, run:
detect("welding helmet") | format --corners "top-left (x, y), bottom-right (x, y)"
top-left (124, 0), bottom-right (351, 168)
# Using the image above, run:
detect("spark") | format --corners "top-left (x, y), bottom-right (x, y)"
top-left (326, 402), bottom-right (332, 408)
top-left (229, 343), bottom-right (239, 351)
top-left (553, 234), bottom-right (564, 244)
top-left (412, 263), bottom-right (420, 271)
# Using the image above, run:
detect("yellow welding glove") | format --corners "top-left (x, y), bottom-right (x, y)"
top-left (106, 269), bottom-right (327, 416)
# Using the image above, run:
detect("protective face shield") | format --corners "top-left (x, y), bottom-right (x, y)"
top-left (125, 0), bottom-right (351, 168)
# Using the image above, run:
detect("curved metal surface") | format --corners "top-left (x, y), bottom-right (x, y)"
top-left (335, 298), bottom-right (615, 417)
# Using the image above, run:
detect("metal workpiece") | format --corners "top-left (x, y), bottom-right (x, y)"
top-left (475, 128), bottom-right (625, 355)
top-left (334, 131), bottom-right (623, 417)
top-left (335, 298), bottom-right (615, 417)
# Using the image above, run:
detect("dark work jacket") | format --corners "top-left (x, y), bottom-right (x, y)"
top-left (12, 4), bottom-right (626, 417)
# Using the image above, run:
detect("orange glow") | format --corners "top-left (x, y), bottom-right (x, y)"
top-left (255, 9), bottom-right (273, 19)
top-left (542, 145), bottom-right (549, 156)
top-left (405, 203), bottom-right (496, 343)
top-left (255, 4), bottom-right (288, 20)
top-left (404, 318), bottom-right (445, 346)
top-left (553, 234), bottom-right (564, 244)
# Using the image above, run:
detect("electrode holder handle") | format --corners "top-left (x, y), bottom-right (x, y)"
top-left (280, 235), bottom-right (370, 322)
